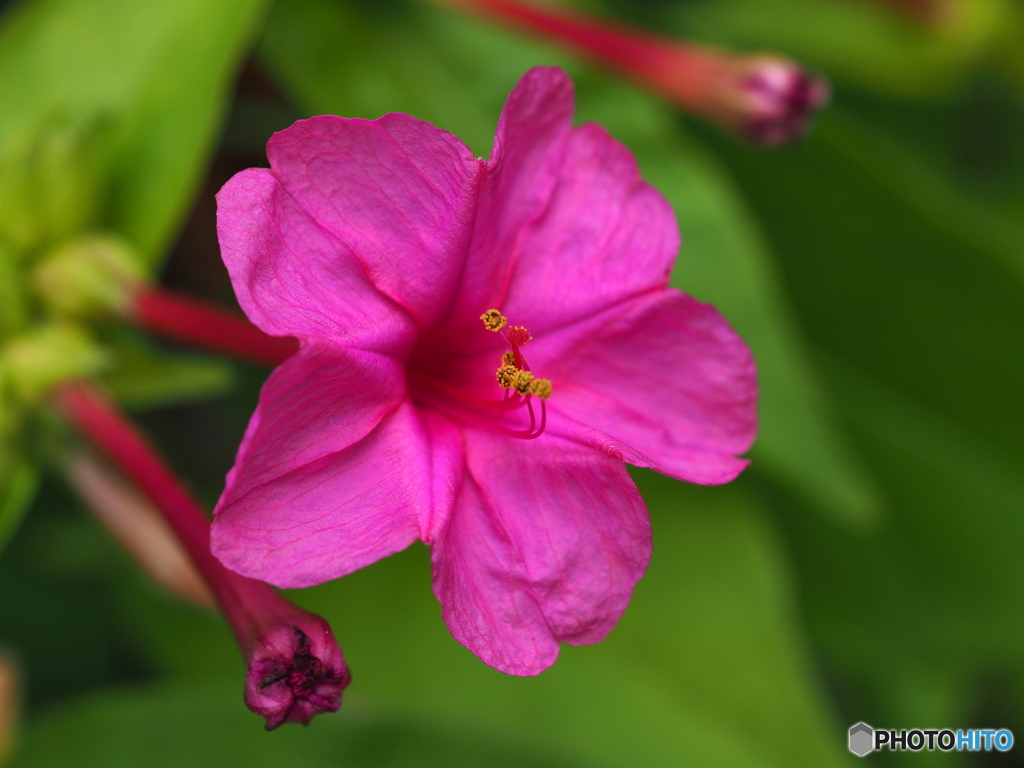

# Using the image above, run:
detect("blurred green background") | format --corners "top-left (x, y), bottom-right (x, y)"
top-left (1, 0), bottom-right (1023, 765)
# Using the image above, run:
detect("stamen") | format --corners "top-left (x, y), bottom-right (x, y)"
top-left (528, 378), bottom-right (552, 400)
top-left (496, 364), bottom-right (518, 388)
top-left (506, 325), bottom-right (532, 346)
top-left (511, 370), bottom-right (534, 394)
top-left (413, 308), bottom-right (550, 440)
top-left (480, 309), bottom-right (507, 331)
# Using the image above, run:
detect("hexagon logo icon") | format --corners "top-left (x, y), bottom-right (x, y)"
top-left (849, 722), bottom-right (874, 757)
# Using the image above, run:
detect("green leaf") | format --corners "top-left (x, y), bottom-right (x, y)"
top-left (0, 0), bottom-right (270, 266)
top-left (260, 0), bottom-right (878, 524)
top-left (10, 683), bottom-right (578, 768)
top-left (782, 358), bottom-right (1024, 727)
top-left (99, 329), bottom-right (235, 410)
top-left (702, 101), bottom-right (1024, 471)
top-left (0, 455), bottom-right (38, 555)
top-left (816, 108), bottom-right (1024, 284)
top-left (701, 88), bottom-right (1024, 726)
top-left (258, 0), bottom-right (570, 155)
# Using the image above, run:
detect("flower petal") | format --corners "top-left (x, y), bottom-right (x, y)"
top-left (212, 401), bottom-right (456, 589)
top-left (535, 289), bottom-right (757, 485)
top-left (430, 430), bottom-right (651, 676)
top-left (429, 67), bottom-right (573, 343)
top-left (265, 114), bottom-right (482, 328)
top-left (212, 343), bottom-right (457, 587)
top-left (438, 67), bottom-right (677, 349)
top-left (216, 167), bottom-right (415, 353)
top-left (497, 121), bottom-right (678, 334)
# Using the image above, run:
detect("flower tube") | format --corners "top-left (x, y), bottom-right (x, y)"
top-left (436, 0), bottom-right (829, 146)
top-left (53, 381), bottom-right (349, 728)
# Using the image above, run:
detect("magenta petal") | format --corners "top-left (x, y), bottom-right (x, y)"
top-left (218, 342), bottom-right (406, 498)
top-left (444, 67), bottom-right (678, 345)
top-left (497, 121), bottom-right (678, 335)
top-left (440, 67), bottom-right (574, 336)
top-left (211, 343), bottom-right (438, 587)
top-left (216, 168), bottom-right (415, 353)
top-left (213, 400), bottom-right (440, 588)
top-left (535, 289), bottom-right (757, 485)
top-left (431, 431), bottom-right (651, 676)
top-left (265, 115), bottom-right (481, 328)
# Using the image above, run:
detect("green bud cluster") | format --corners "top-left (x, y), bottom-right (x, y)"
top-left (0, 117), bottom-right (135, 476)
top-left (0, 118), bottom-right (110, 255)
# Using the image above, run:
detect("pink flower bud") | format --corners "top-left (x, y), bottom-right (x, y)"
top-left (438, 0), bottom-right (828, 146)
top-left (245, 619), bottom-right (351, 730)
top-left (53, 382), bottom-right (350, 728)
top-left (723, 56), bottom-right (831, 147)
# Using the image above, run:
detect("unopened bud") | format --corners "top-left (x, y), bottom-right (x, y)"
top-left (715, 56), bottom-right (830, 147)
top-left (2, 323), bottom-right (108, 404)
top-left (246, 619), bottom-right (351, 730)
top-left (52, 383), bottom-right (351, 730)
top-left (0, 119), bottom-right (108, 253)
top-left (34, 235), bottom-right (144, 318)
top-left (439, 0), bottom-right (828, 146)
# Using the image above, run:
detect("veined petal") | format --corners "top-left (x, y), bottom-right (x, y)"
top-left (535, 289), bottom-right (757, 485)
top-left (432, 66), bottom-right (573, 344)
top-left (438, 67), bottom-right (677, 350)
top-left (219, 341), bottom-right (406, 498)
top-left (212, 399), bottom-right (453, 589)
top-left (266, 114), bottom-right (482, 328)
top-left (216, 168), bottom-right (415, 354)
top-left (497, 121), bottom-right (678, 335)
top-left (430, 431), bottom-right (651, 676)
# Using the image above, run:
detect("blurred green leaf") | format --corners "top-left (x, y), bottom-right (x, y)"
top-left (118, 476), bottom-right (854, 768)
top-left (0, 456), bottom-right (39, 555)
top-left (703, 102), bottom-right (1024, 470)
top-left (0, 242), bottom-right (28, 336)
top-left (701, 78), bottom-right (1024, 736)
top-left (99, 329), bottom-right (235, 410)
top-left (0, 0), bottom-right (269, 265)
top-left (11, 683), bottom-right (579, 768)
top-left (260, 0), bottom-right (878, 524)
top-left (0, 117), bottom-right (111, 255)
top-left (782, 358), bottom-right (1024, 733)
top-left (817, 108), bottom-right (1024, 284)
top-left (665, 0), bottom-right (1009, 99)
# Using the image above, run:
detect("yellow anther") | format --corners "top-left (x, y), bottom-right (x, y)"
top-left (496, 364), bottom-right (518, 389)
top-left (528, 378), bottom-right (552, 400)
top-left (481, 309), bottom-right (507, 332)
top-left (501, 351), bottom-right (516, 366)
top-left (511, 370), bottom-right (534, 394)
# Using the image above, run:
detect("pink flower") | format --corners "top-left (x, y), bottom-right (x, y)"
top-left (212, 67), bottom-right (757, 676)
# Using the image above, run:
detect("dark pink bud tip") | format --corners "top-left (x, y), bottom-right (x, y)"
top-left (738, 59), bottom-right (830, 147)
top-left (245, 622), bottom-right (351, 730)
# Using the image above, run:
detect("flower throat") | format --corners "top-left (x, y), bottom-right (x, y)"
top-left (479, 309), bottom-right (551, 439)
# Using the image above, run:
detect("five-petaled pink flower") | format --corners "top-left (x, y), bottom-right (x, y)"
top-left (212, 67), bottom-right (757, 676)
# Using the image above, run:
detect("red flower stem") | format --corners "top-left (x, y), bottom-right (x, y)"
top-left (434, 0), bottom-right (726, 108)
top-left (867, 0), bottom-right (951, 24)
top-left (131, 286), bottom-right (297, 367)
top-left (53, 381), bottom-right (289, 648)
